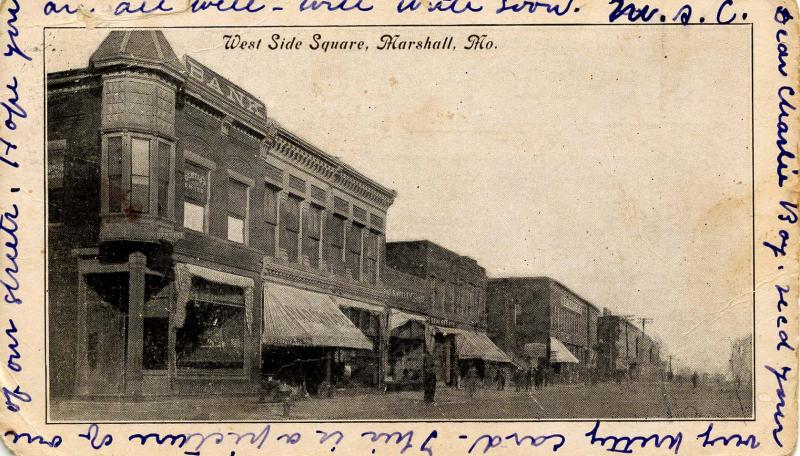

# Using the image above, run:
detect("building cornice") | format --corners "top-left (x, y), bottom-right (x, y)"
top-left (272, 126), bottom-right (397, 211)
top-left (47, 69), bottom-right (101, 94)
top-left (263, 260), bottom-right (388, 306)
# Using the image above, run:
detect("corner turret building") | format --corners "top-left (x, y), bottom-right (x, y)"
top-left (47, 31), bottom-right (396, 398)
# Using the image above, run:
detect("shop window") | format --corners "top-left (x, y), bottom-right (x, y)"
top-left (227, 179), bottom-right (249, 244)
top-left (143, 317), bottom-right (169, 370)
top-left (263, 184), bottom-right (279, 255)
top-left (281, 194), bottom-right (301, 262)
top-left (328, 214), bottom-right (345, 276)
top-left (48, 141), bottom-right (65, 223)
top-left (347, 223), bottom-right (363, 280)
top-left (176, 280), bottom-right (245, 370)
top-left (304, 204), bottom-right (322, 268)
top-left (130, 138), bottom-right (151, 213)
top-left (183, 161), bottom-right (209, 232)
top-left (107, 136), bottom-right (124, 213)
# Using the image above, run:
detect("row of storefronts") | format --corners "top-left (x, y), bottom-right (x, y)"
top-left (486, 277), bottom-right (666, 382)
top-left (47, 30), bottom-right (515, 399)
top-left (48, 30), bottom-right (665, 399)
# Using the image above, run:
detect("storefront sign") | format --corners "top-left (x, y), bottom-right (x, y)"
top-left (184, 55), bottom-right (267, 127)
top-left (183, 165), bottom-right (208, 202)
top-left (560, 294), bottom-right (583, 314)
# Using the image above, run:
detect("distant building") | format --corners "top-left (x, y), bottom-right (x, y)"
top-left (384, 241), bottom-right (510, 385)
top-left (486, 277), bottom-right (600, 381)
top-left (597, 312), bottom-right (663, 379)
top-left (729, 333), bottom-right (753, 390)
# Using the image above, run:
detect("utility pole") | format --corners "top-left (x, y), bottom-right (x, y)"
top-left (618, 315), bottom-right (635, 361)
top-left (639, 317), bottom-right (654, 336)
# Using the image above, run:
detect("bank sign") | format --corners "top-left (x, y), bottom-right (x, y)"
top-left (184, 55), bottom-right (268, 131)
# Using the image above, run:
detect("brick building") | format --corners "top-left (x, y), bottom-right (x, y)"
top-left (486, 277), bottom-right (600, 380)
top-left (47, 31), bottom-right (396, 398)
top-left (384, 241), bottom-right (510, 385)
top-left (597, 312), bottom-right (663, 380)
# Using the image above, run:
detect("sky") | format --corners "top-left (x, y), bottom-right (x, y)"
top-left (46, 26), bottom-right (753, 374)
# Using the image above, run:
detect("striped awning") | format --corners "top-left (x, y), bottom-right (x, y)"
top-left (389, 310), bottom-right (427, 331)
top-left (262, 283), bottom-right (373, 350)
top-left (449, 328), bottom-right (512, 363)
top-left (332, 295), bottom-right (385, 314)
top-left (174, 263), bottom-right (254, 332)
top-left (550, 337), bottom-right (580, 364)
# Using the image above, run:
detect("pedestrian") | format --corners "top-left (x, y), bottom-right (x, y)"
top-left (692, 371), bottom-right (699, 389)
top-left (514, 369), bottom-right (522, 392)
top-left (525, 367), bottom-right (532, 392)
top-left (466, 366), bottom-right (479, 398)
top-left (535, 367), bottom-right (543, 390)
top-left (495, 369), bottom-right (505, 391)
top-left (423, 354), bottom-right (437, 404)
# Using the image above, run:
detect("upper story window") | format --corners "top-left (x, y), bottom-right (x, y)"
top-left (328, 214), bottom-right (346, 275)
top-left (107, 136), bottom-right (124, 213)
top-left (102, 133), bottom-right (175, 219)
top-left (303, 204), bottom-right (323, 269)
top-left (264, 184), bottom-right (279, 255)
top-left (281, 194), bottom-right (301, 263)
top-left (48, 140), bottom-right (66, 224)
top-left (430, 279), bottom-right (439, 312)
top-left (226, 178), bottom-right (249, 244)
top-left (364, 230), bottom-right (380, 285)
top-left (446, 282), bottom-right (455, 314)
top-left (455, 282), bottom-right (464, 316)
top-left (347, 222), bottom-right (363, 281)
top-left (156, 140), bottom-right (172, 217)
top-left (130, 138), bottom-right (151, 213)
top-left (183, 161), bottom-right (210, 232)
top-left (438, 279), bottom-right (447, 312)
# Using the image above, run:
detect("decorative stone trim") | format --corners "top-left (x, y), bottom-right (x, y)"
top-left (263, 260), bottom-right (388, 305)
top-left (270, 132), bottom-right (396, 209)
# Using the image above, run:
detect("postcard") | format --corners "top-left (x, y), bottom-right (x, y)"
top-left (0, 0), bottom-right (797, 454)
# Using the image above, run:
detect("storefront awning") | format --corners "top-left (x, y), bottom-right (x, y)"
top-left (389, 310), bottom-right (427, 331)
top-left (549, 337), bottom-right (580, 364)
top-left (332, 296), bottom-right (385, 314)
top-left (175, 263), bottom-right (254, 332)
top-left (262, 283), bottom-right (373, 350)
top-left (510, 354), bottom-right (530, 370)
top-left (523, 342), bottom-right (547, 360)
top-left (451, 328), bottom-right (512, 364)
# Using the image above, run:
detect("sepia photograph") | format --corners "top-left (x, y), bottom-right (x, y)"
top-left (45, 25), bottom-right (754, 422)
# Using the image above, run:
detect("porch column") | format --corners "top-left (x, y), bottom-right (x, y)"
top-left (444, 337), bottom-right (452, 386)
top-left (325, 349), bottom-right (333, 384)
top-left (125, 252), bottom-right (146, 396)
top-left (378, 310), bottom-right (389, 388)
top-left (74, 268), bottom-right (89, 396)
